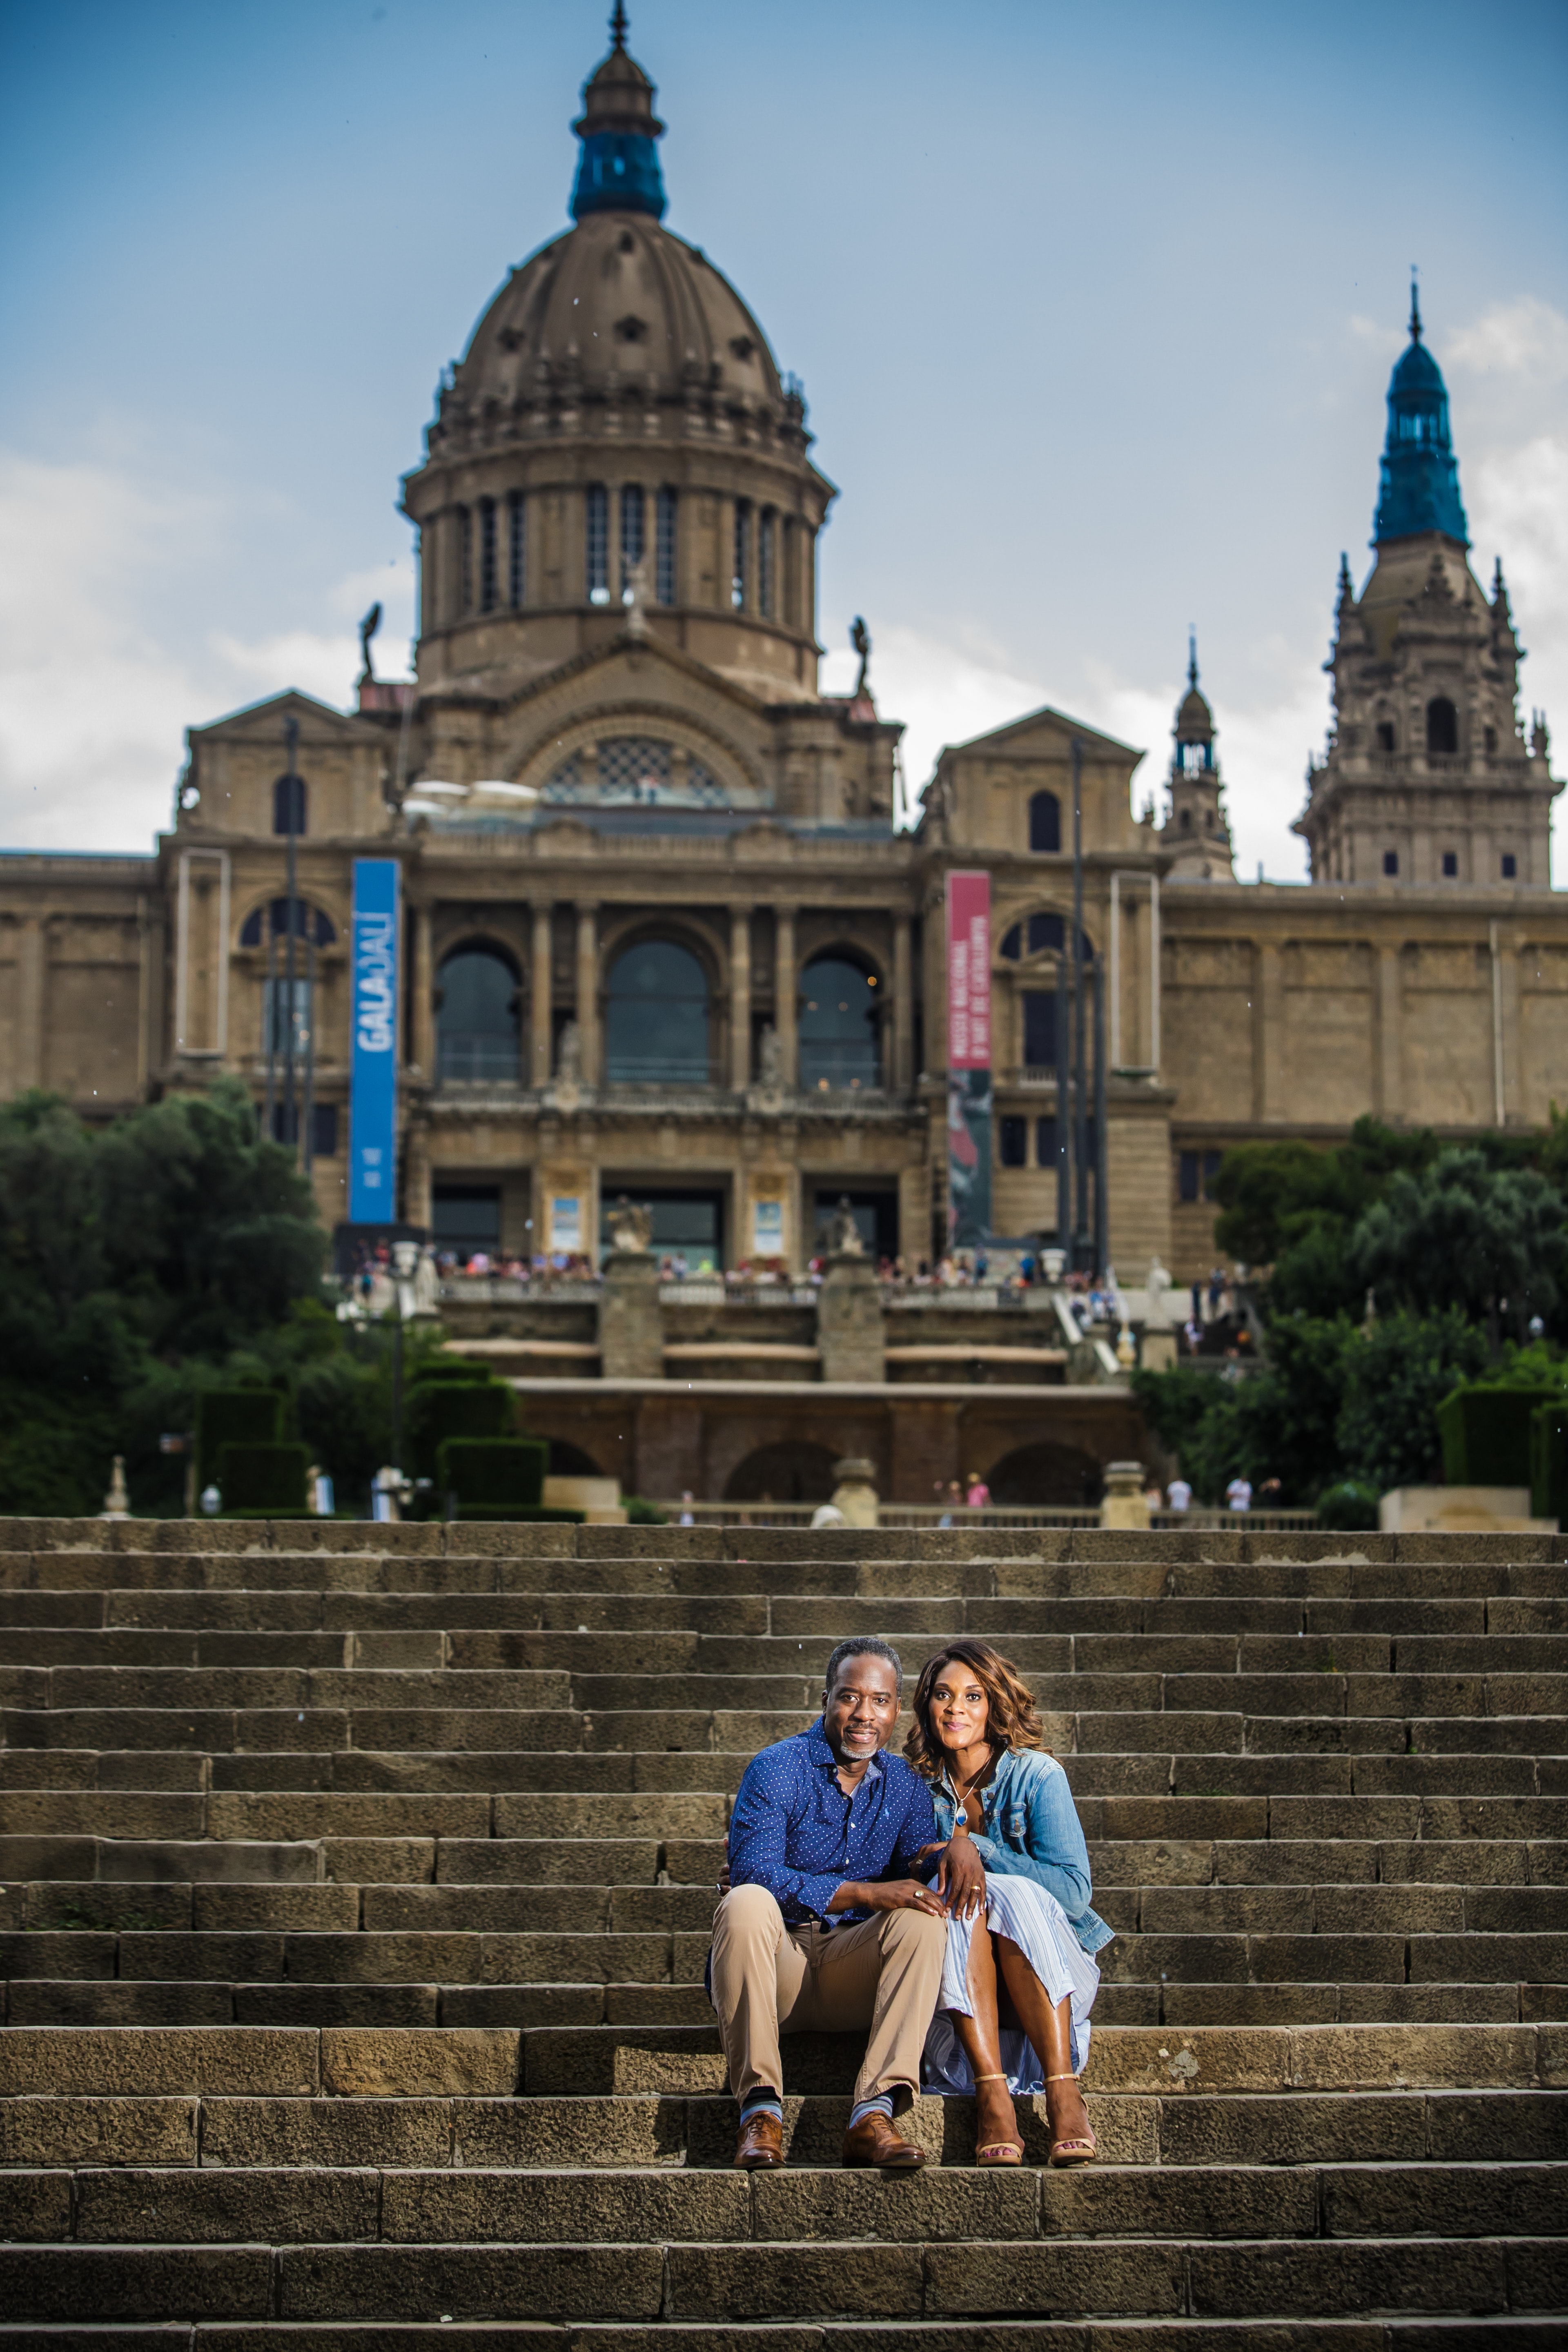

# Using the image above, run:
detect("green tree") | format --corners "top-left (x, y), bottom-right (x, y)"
top-left (0, 1082), bottom-right (350, 1515)
top-left (1335, 1309), bottom-right (1490, 1493)
top-left (1349, 1150), bottom-right (1567, 1338)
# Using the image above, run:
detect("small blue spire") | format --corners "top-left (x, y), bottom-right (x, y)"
top-left (570, 6), bottom-right (667, 222)
top-left (1372, 275), bottom-right (1468, 547)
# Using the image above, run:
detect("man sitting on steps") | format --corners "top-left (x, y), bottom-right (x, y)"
top-left (710, 1634), bottom-right (985, 2172)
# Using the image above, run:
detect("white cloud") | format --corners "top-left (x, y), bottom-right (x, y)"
top-left (824, 618), bottom-right (1330, 884)
top-left (0, 449), bottom-right (416, 852)
top-left (821, 625), bottom-right (1048, 821)
top-left (1445, 296), bottom-right (1568, 385)
top-left (0, 451), bottom-right (214, 849)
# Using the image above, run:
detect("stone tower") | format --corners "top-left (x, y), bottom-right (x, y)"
top-left (1293, 283), bottom-right (1559, 887)
top-left (1160, 635), bottom-right (1234, 880)
top-left (400, 7), bottom-right (835, 713)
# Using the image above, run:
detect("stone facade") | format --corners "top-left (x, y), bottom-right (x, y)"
top-left (1, 30), bottom-right (1563, 1316)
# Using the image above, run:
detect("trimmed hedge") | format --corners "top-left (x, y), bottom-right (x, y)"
top-left (406, 1376), bottom-right (514, 1481)
top-left (1435, 1384), bottom-right (1559, 1488)
top-left (1316, 1479), bottom-right (1381, 1532)
top-left (437, 1436), bottom-right (549, 1510)
top-left (1531, 1402), bottom-right (1568, 1526)
top-left (217, 1441), bottom-right (310, 1514)
top-left (196, 1389), bottom-right (283, 1489)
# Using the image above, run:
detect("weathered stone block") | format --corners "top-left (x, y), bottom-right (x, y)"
top-left (318, 2025), bottom-right (519, 2098)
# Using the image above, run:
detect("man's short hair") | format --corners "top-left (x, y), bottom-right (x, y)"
top-left (823, 1635), bottom-right (903, 1702)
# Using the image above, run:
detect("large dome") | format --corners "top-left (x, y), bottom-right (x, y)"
top-left (439, 210), bottom-right (793, 453)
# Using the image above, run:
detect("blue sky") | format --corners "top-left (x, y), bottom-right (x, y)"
top-left (2, 0), bottom-right (1565, 878)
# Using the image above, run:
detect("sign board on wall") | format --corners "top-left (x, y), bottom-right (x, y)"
top-left (348, 858), bottom-right (401, 1222)
top-left (752, 1197), bottom-right (784, 1256)
top-left (944, 869), bottom-right (993, 1250)
top-left (550, 1196), bottom-right (583, 1253)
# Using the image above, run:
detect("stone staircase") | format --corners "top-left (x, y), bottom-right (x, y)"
top-left (0, 1514), bottom-right (1564, 2344)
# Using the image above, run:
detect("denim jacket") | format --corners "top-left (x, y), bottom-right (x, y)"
top-left (929, 1745), bottom-right (1114, 1957)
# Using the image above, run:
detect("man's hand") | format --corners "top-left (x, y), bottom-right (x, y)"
top-left (935, 1835), bottom-right (986, 1920)
top-left (832, 1877), bottom-right (947, 1918)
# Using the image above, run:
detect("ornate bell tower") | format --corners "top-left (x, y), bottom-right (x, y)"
top-left (1160, 635), bottom-right (1234, 880)
top-left (1294, 283), bottom-right (1559, 888)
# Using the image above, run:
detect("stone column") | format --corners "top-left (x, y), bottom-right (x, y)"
top-left (1252, 942), bottom-right (1285, 1123)
top-left (412, 904), bottom-right (435, 1081)
top-left (1099, 1461), bottom-right (1150, 1530)
top-left (892, 913), bottom-right (913, 1092)
top-left (775, 905), bottom-right (798, 1090)
top-left (1374, 944), bottom-right (1401, 1117)
top-left (818, 1250), bottom-right (884, 1383)
top-left (16, 918), bottom-right (45, 1090)
top-left (575, 902), bottom-right (599, 1085)
top-left (730, 905), bottom-right (752, 1090)
top-left (531, 902), bottom-right (553, 1085)
top-left (404, 1120), bottom-right (433, 1230)
top-left (600, 1248), bottom-right (664, 1379)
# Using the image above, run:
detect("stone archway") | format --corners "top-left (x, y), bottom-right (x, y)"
top-left (547, 1438), bottom-right (604, 1479)
top-left (986, 1441), bottom-right (1105, 1508)
top-left (723, 1441), bottom-right (838, 1504)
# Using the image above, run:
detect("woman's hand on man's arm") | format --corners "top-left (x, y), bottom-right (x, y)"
top-left (934, 1833), bottom-right (986, 1919)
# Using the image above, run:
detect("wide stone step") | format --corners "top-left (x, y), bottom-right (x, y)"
top-left (4, 2156), bottom-right (1566, 2246)
top-left (12, 1919), bottom-right (1564, 1995)
top-left (1, 2229), bottom-right (1563, 2323)
top-left (9, 1974), bottom-right (1559, 2030)
top-left (2, 1744), bottom-right (1558, 1802)
top-left (1, 1583), bottom-right (1563, 1635)
top-left (2, 2019), bottom-right (1560, 2100)
top-left (5, 2082), bottom-right (1564, 2171)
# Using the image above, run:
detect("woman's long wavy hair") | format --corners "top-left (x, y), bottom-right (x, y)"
top-left (904, 1639), bottom-right (1047, 1781)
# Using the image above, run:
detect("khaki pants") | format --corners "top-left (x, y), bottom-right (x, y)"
top-left (709, 1882), bottom-right (948, 2114)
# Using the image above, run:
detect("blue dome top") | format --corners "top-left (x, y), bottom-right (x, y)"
top-left (1373, 284), bottom-right (1468, 547)
top-left (570, 5), bottom-right (667, 222)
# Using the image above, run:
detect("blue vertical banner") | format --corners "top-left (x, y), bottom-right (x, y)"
top-left (349, 858), bottom-right (401, 1221)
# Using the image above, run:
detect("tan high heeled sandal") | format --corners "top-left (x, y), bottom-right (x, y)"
top-left (1045, 2070), bottom-right (1097, 2167)
top-left (971, 2071), bottom-right (1024, 2166)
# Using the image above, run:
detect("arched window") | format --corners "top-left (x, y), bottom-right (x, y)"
top-left (436, 946), bottom-right (521, 1083)
top-left (999, 912), bottom-right (1068, 961)
top-left (1029, 790), bottom-right (1061, 853)
top-left (605, 939), bottom-right (712, 1086)
top-left (508, 490), bottom-right (526, 607)
top-left (272, 773), bottom-right (307, 835)
top-left (732, 501), bottom-right (751, 609)
top-left (241, 899), bottom-right (335, 948)
top-left (478, 497), bottom-right (498, 612)
top-left (619, 483), bottom-right (645, 600)
top-left (457, 505), bottom-right (473, 615)
top-left (799, 954), bottom-right (881, 1092)
top-left (758, 510), bottom-right (776, 618)
top-left (1426, 697), bottom-right (1458, 756)
top-left (1376, 720), bottom-right (1396, 753)
top-left (656, 487), bottom-right (678, 604)
top-left (586, 485), bottom-right (610, 605)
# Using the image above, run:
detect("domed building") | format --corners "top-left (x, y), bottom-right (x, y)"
top-left (396, 10), bottom-right (893, 817)
top-left (0, 22), bottom-right (1562, 1508)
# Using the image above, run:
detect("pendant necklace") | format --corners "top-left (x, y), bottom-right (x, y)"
top-left (950, 1747), bottom-right (993, 1815)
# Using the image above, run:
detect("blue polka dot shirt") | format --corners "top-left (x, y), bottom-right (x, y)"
top-left (728, 1719), bottom-right (939, 1925)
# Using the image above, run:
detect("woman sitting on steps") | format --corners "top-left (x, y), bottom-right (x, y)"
top-left (906, 1638), bottom-right (1113, 2167)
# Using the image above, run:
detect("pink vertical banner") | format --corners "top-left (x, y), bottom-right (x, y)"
top-left (944, 871), bottom-right (993, 1249)
top-left (945, 871), bottom-right (991, 1068)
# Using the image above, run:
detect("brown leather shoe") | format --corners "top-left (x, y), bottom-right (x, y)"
top-left (733, 2109), bottom-right (784, 2169)
top-left (842, 2110), bottom-right (925, 2169)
